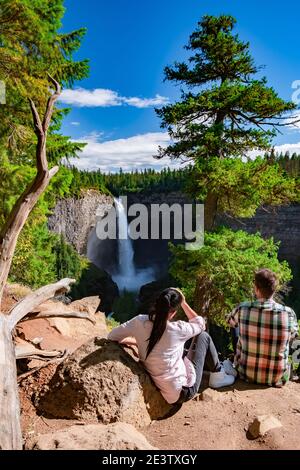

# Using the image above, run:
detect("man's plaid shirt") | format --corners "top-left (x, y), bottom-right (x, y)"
top-left (228, 300), bottom-right (299, 386)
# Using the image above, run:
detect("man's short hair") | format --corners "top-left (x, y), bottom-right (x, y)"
top-left (254, 269), bottom-right (278, 299)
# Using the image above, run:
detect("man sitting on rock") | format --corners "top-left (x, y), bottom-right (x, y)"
top-left (226, 268), bottom-right (299, 387)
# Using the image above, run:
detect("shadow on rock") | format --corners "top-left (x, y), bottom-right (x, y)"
top-left (35, 338), bottom-right (173, 427)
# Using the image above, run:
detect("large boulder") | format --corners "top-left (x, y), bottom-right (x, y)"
top-left (36, 338), bottom-right (172, 427)
top-left (26, 423), bottom-right (157, 450)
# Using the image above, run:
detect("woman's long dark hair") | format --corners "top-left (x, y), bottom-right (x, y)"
top-left (146, 288), bottom-right (183, 358)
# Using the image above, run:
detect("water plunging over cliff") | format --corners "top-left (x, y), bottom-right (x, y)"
top-left (113, 197), bottom-right (135, 289)
top-left (112, 197), bottom-right (154, 292)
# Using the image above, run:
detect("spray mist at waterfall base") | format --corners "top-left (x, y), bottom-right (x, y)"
top-left (112, 266), bottom-right (155, 293)
top-left (87, 197), bottom-right (156, 296)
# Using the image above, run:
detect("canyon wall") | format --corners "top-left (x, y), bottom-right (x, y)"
top-left (49, 190), bottom-right (300, 268)
top-left (48, 190), bottom-right (300, 305)
top-left (48, 189), bottom-right (114, 255)
top-left (219, 205), bottom-right (300, 269)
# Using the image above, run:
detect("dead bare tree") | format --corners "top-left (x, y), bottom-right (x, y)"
top-left (0, 75), bottom-right (61, 300)
top-left (0, 76), bottom-right (86, 450)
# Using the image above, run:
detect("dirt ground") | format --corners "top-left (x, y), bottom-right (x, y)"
top-left (4, 286), bottom-right (300, 450)
top-left (19, 365), bottom-right (300, 450)
top-left (142, 380), bottom-right (300, 450)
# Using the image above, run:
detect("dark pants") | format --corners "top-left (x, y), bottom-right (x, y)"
top-left (178, 331), bottom-right (221, 402)
top-left (231, 327), bottom-right (239, 355)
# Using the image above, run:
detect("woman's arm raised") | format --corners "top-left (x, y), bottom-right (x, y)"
top-left (172, 287), bottom-right (199, 320)
top-left (181, 300), bottom-right (199, 320)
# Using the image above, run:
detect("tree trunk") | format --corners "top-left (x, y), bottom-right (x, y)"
top-left (8, 278), bottom-right (76, 330)
top-left (202, 107), bottom-right (224, 231)
top-left (0, 314), bottom-right (23, 450)
top-left (204, 191), bottom-right (218, 231)
top-left (0, 75), bottom-right (61, 308)
top-left (0, 75), bottom-right (62, 450)
top-left (0, 277), bottom-right (74, 450)
top-left (0, 167), bottom-right (58, 305)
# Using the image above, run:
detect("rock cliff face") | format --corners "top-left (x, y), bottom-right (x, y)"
top-left (48, 190), bottom-right (300, 292)
top-left (127, 192), bottom-right (195, 277)
top-left (219, 205), bottom-right (300, 268)
top-left (48, 190), bottom-right (114, 255)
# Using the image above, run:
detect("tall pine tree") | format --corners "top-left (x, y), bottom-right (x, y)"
top-left (0, 0), bottom-right (88, 164)
top-left (156, 15), bottom-right (299, 228)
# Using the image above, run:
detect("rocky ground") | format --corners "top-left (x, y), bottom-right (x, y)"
top-left (19, 364), bottom-right (300, 450)
top-left (142, 380), bottom-right (300, 450)
top-left (3, 285), bottom-right (300, 450)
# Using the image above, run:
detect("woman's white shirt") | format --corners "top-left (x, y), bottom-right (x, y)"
top-left (108, 314), bottom-right (205, 403)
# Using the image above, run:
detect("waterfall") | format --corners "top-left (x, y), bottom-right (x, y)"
top-left (114, 197), bottom-right (135, 284)
top-left (112, 197), bottom-right (154, 292)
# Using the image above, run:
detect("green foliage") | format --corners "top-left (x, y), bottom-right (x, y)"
top-left (189, 156), bottom-right (299, 218)
top-left (112, 291), bottom-right (138, 323)
top-left (156, 14), bottom-right (298, 335)
top-left (169, 227), bottom-right (292, 327)
top-left (0, 0), bottom-right (89, 164)
top-left (0, 160), bottom-right (86, 288)
top-left (0, 160), bottom-right (75, 225)
top-left (156, 15), bottom-right (298, 220)
top-left (275, 151), bottom-right (300, 178)
top-left (106, 317), bottom-right (120, 332)
top-left (9, 225), bottom-right (87, 289)
top-left (9, 223), bottom-right (57, 287)
top-left (53, 234), bottom-right (88, 281)
top-left (66, 165), bottom-right (192, 196)
top-left (8, 218), bottom-right (87, 289)
top-left (0, 0), bottom-right (89, 290)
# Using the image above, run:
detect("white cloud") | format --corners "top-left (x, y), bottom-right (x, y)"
top-left (60, 88), bottom-right (120, 107)
top-left (123, 94), bottom-right (169, 108)
top-left (71, 121), bottom-right (80, 126)
top-left (59, 88), bottom-right (168, 108)
top-left (273, 141), bottom-right (300, 154)
top-left (247, 141), bottom-right (300, 159)
top-left (69, 126), bottom-right (300, 173)
top-left (68, 132), bottom-right (185, 172)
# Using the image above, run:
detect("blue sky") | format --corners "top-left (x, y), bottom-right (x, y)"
top-left (60, 0), bottom-right (300, 172)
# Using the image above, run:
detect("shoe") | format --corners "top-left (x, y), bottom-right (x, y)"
top-left (159, 402), bottom-right (182, 420)
top-left (222, 359), bottom-right (238, 378)
top-left (209, 368), bottom-right (235, 389)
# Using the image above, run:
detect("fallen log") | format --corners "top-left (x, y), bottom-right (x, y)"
top-left (17, 350), bottom-right (69, 383)
top-left (8, 278), bottom-right (76, 330)
top-left (15, 342), bottom-right (63, 360)
top-left (0, 277), bottom-right (75, 449)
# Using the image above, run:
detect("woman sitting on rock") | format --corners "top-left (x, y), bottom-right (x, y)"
top-left (108, 288), bottom-right (236, 404)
